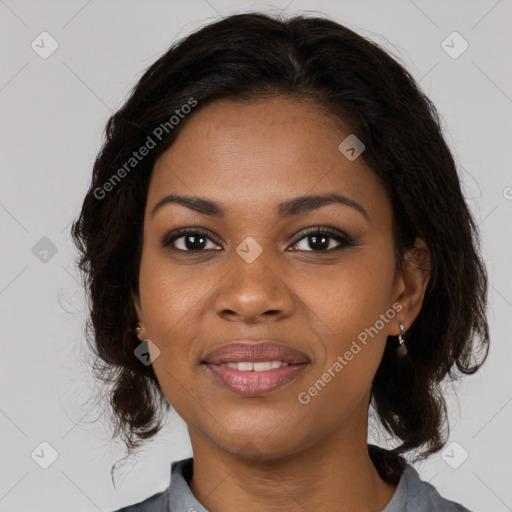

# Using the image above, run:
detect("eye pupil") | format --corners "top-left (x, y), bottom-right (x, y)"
top-left (309, 234), bottom-right (329, 251)
top-left (185, 235), bottom-right (207, 250)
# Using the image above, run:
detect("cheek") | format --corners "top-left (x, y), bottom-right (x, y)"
top-left (138, 254), bottom-right (207, 412)
top-left (136, 254), bottom-right (206, 389)
top-left (298, 249), bottom-right (395, 384)
top-left (138, 248), bottom-right (207, 334)
top-left (302, 253), bottom-right (395, 336)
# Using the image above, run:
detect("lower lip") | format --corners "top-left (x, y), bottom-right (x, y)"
top-left (203, 363), bottom-right (308, 397)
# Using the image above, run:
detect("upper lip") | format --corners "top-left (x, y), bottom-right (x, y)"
top-left (202, 341), bottom-right (310, 365)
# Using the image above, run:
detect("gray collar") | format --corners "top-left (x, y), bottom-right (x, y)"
top-left (167, 457), bottom-right (468, 512)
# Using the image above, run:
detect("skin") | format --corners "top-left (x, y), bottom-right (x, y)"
top-left (132, 96), bottom-right (430, 512)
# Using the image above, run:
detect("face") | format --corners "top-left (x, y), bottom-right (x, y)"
top-left (133, 96), bottom-right (425, 460)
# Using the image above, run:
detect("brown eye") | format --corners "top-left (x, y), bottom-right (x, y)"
top-left (290, 227), bottom-right (354, 252)
top-left (161, 228), bottom-right (221, 251)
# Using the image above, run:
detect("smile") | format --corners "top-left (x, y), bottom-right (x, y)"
top-left (203, 362), bottom-right (309, 396)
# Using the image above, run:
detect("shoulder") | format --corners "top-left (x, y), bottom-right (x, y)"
top-left (369, 445), bottom-right (473, 512)
top-left (111, 489), bottom-right (168, 512)
top-left (110, 457), bottom-right (193, 512)
top-left (386, 464), bottom-right (473, 512)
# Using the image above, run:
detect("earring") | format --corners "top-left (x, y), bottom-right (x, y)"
top-left (396, 323), bottom-right (408, 359)
top-left (135, 326), bottom-right (142, 335)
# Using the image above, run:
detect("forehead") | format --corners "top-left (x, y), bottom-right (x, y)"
top-left (147, 96), bottom-right (389, 222)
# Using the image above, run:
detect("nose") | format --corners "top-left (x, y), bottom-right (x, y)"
top-left (214, 249), bottom-right (295, 324)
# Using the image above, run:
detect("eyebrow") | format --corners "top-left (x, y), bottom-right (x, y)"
top-left (151, 192), bottom-right (369, 222)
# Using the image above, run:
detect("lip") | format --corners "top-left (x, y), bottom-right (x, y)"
top-left (202, 341), bottom-right (310, 365)
top-left (204, 362), bottom-right (308, 397)
top-left (201, 341), bottom-right (310, 397)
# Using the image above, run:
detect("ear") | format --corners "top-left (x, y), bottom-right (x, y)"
top-left (131, 291), bottom-right (146, 341)
top-left (132, 291), bottom-right (143, 320)
top-left (389, 237), bottom-right (430, 336)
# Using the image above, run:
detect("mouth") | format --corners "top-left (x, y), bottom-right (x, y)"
top-left (201, 341), bottom-right (310, 396)
top-left (202, 361), bottom-right (309, 397)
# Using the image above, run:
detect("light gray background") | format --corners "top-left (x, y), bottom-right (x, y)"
top-left (1, 0), bottom-right (511, 511)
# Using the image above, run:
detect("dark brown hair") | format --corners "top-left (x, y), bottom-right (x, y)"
top-left (71, 12), bottom-right (489, 479)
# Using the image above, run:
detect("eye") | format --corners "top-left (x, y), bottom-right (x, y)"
top-left (290, 227), bottom-right (354, 252)
top-left (161, 228), bottom-right (221, 252)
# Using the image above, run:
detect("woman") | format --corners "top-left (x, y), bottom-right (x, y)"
top-left (72, 12), bottom-right (489, 512)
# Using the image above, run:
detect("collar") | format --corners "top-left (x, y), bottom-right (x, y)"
top-left (167, 456), bottom-right (420, 512)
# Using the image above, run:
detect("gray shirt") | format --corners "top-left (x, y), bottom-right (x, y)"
top-left (113, 457), bottom-right (472, 511)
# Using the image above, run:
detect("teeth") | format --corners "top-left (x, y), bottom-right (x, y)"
top-left (222, 361), bottom-right (290, 371)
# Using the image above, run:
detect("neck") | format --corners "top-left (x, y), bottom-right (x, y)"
top-left (188, 416), bottom-right (399, 512)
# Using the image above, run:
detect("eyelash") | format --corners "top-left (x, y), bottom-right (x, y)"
top-left (161, 226), bottom-right (355, 253)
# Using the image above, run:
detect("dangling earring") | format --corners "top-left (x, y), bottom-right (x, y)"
top-left (396, 323), bottom-right (408, 359)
